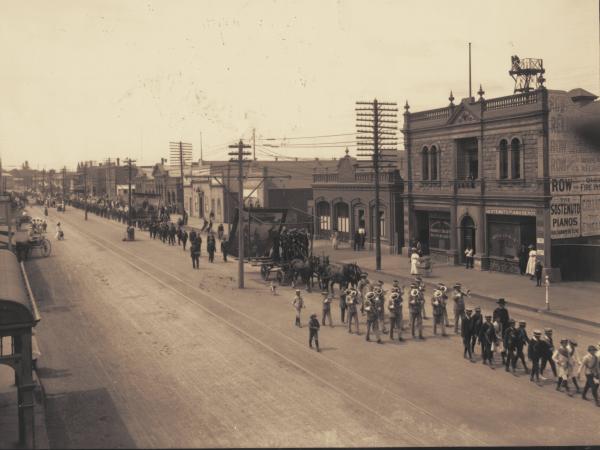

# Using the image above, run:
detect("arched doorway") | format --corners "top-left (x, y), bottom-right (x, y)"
top-left (460, 215), bottom-right (476, 262)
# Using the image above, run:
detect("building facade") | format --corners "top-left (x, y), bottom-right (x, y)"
top-left (311, 151), bottom-right (404, 253)
top-left (403, 87), bottom-right (600, 280)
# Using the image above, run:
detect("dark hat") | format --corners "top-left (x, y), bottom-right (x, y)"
top-left (485, 314), bottom-right (492, 319)
top-left (570, 340), bottom-right (578, 346)
top-left (544, 328), bottom-right (553, 333)
top-left (588, 345), bottom-right (597, 352)
top-left (310, 313), bottom-right (317, 318)
top-left (475, 306), bottom-right (481, 311)
top-left (321, 291), bottom-right (329, 296)
top-left (454, 282), bottom-right (462, 288)
top-left (416, 276), bottom-right (422, 280)
top-left (497, 298), bottom-right (506, 305)
top-left (360, 273), bottom-right (368, 278)
top-left (508, 319), bottom-right (515, 324)
top-left (465, 308), bottom-right (473, 313)
top-left (560, 338), bottom-right (569, 343)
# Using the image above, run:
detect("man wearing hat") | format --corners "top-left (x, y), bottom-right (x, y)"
top-left (528, 330), bottom-right (544, 383)
top-left (514, 321), bottom-right (530, 373)
top-left (493, 298), bottom-right (510, 336)
top-left (357, 273), bottom-right (370, 315)
top-left (374, 284), bottom-right (388, 334)
top-left (493, 298), bottom-right (510, 364)
top-left (347, 289), bottom-right (360, 334)
top-left (461, 308), bottom-right (474, 359)
top-left (388, 291), bottom-right (403, 341)
top-left (438, 283), bottom-right (450, 327)
top-left (452, 283), bottom-right (467, 335)
top-left (339, 289), bottom-right (348, 324)
top-left (321, 291), bottom-right (333, 327)
top-left (471, 307), bottom-right (483, 355)
top-left (553, 338), bottom-right (574, 395)
top-left (308, 313), bottom-right (321, 352)
top-left (540, 328), bottom-right (558, 379)
top-left (292, 289), bottom-right (305, 328)
top-left (503, 319), bottom-right (519, 373)
top-left (364, 291), bottom-right (382, 343)
top-left (415, 276), bottom-right (428, 320)
top-left (479, 315), bottom-right (496, 366)
top-left (432, 290), bottom-right (447, 337)
top-left (409, 286), bottom-right (424, 340)
top-left (578, 345), bottom-right (599, 405)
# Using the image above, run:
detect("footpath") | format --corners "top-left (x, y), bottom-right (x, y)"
top-left (314, 240), bottom-right (600, 328)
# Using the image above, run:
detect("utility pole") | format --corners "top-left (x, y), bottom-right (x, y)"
top-left (62, 166), bottom-right (67, 206)
top-left (124, 158), bottom-right (136, 227)
top-left (229, 139), bottom-right (252, 289)
top-left (252, 128), bottom-right (256, 160)
top-left (356, 99), bottom-right (398, 271)
top-left (83, 163), bottom-right (88, 220)
top-left (169, 141), bottom-right (192, 216)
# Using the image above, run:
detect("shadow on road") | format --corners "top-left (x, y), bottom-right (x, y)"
top-left (45, 388), bottom-right (137, 449)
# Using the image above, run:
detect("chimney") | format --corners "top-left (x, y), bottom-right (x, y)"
top-left (117, 158), bottom-right (120, 166)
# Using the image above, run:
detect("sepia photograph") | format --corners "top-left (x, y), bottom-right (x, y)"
top-left (1, 0), bottom-right (600, 448)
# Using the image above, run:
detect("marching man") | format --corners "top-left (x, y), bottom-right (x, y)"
top-left (347, 289), bottom-right (360, 335)
top-left (364, 291), bottom-right (382, 343)
top-left (409, 284), bottom-right (424, 340)
top-left (321, 291), bottom-right (333, 327)
top-left (292, 289), bottom-right (305, 328)
top-left (432, 289), bottom-right (447, 337)
top-left (388, 291), bottom-right (403, 341)
top-left (308, 313), bottom-right (321, 352)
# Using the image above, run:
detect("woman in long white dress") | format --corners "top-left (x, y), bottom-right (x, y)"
top-left (525, 245), bottom-right (537, 279)
top-left (410, 248), bottom-right (420, 275)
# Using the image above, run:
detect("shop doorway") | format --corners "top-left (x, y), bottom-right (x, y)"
top-left (415, 211), bottom-right (430, 254)
top-left (460, 215), bottom-right (476, 262)
top-left (334, 202), bottom-right (350, 240)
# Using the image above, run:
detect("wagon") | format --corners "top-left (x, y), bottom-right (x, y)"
top-left (26, 234), bottom-right (52, 258)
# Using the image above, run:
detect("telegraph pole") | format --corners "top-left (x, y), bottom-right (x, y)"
top-left (229, 139), bottom-right (252, 289)
top-left (356, 99), bottom-right (398, 271)
top-left (169, 141), bottom-right (192, 216)
top-left (62, 166), bottom-right (67, 208)
top-left (252, 128), bottom-right (256, 160)
top-left (124, 158), bottom-right (136, 227)
top-left (83, 163), bottom-right (88, 220)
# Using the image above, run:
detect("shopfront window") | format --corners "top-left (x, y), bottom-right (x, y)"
top-left (488, 215), bottom-right (536, 258)
top-left (429, 214), bottom-right (451, 250)
top-left (316, 201), bottom-right (331, 231)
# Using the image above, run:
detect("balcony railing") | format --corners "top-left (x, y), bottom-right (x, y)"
top-left (484, 91), bottom-right (540, 111)
top-left (410, 106), bottom-right (452, 122)
top-left (312, 171), bottom-right (400, 184)
top-left (312, 173), bottom-right (338, 183)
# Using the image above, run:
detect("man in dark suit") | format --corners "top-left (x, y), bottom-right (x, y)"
top-left (515, 321), bottom-right (530, 373)
top-left (471, 306), bottom-right (483, 355)
top-left (462, 309), bottom-right (474, 360)
top-left (480, 315), bottom-right (496, 367)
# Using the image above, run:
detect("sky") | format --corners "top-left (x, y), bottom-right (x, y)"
top-left (1, 0), bottom-right (598, 170)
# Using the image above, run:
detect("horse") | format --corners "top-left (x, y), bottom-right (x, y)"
top-left (320, 261), bottom-right (362, 293)
top-left (288, 256), bottom-right (319, 291)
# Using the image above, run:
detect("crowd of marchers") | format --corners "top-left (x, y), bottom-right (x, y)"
top-left (291, 275), bottom-right (600, 407)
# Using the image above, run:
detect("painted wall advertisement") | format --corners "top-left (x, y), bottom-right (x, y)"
top-left (550, 196), bottom-right (580, 239)
top-left (581, 195), bottom-right (600, 237)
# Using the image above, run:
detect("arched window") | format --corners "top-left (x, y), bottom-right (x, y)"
top-left (511, 138), bottom-right (521, 179)
top-left (499, 139), bottom-right (508, 179)
top-left (421, 147), bottom-right (429, 180)
top-left (430, 145), bottom-right (438, 181)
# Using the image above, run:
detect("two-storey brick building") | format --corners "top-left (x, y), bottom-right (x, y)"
top-left (402, 86), bottom-right (600, 280)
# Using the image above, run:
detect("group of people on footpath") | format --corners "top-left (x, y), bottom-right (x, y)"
top-left (290, 274), bottom-right (600, 407)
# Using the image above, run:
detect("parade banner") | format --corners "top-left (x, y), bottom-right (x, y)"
top-left (581, 194), bottom-right (600, 237)
top-left (550, 196), bottom-right (580, 239)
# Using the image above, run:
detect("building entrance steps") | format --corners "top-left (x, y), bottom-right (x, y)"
top-left (313, 240), bottom-right (600, 327)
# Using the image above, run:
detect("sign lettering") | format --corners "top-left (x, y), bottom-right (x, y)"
top-left (550, 196), bottom-right (580, 239)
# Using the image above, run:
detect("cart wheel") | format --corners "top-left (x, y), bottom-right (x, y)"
top-left (260, 264), bottom-right (268, 280)
top-left (41, 238), bottom-right (52, 257)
